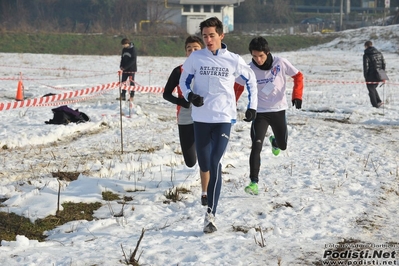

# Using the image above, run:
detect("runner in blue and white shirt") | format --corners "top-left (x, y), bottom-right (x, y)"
top-left (179, 17), bottom-right (258, 234)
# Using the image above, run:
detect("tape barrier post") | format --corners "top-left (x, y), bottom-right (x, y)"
top-left (128, 75), bottom-right (133, 117)
top-left (382, 83), bottom-right (385, 115)
top-left (118, 71), bottom-right (124, 154)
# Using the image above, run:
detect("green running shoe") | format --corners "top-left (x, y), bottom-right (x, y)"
top-left (269, 135), bottom-right (280, 156)
top-left (244, 182), bottom-right (259, 195)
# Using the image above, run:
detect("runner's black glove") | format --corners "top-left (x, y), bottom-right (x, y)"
top-left (243, 109), bottom-right (256, 122)
top-left (177, 98), bottom-right (190, 108)
top-left (292, 99), bottom-right (302, 109)
top-left (188, 92), bottom-right (204, 107)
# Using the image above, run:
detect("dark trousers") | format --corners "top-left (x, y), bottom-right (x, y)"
top-left (366, 83), bottom-right (382, 108)
top-left (121, 72), bottom-right (135, 98)
top-left (178, 124), bottom-right (196, 168)
top-left (194, 122), bottom-right (231, 215)
top-left (249, 110), bottom-right (288, 183)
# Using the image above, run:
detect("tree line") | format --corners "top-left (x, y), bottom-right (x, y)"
top-left (0, 0), bottom-right (147, 33)
top-left (0, 0), bottom-right (397, 34)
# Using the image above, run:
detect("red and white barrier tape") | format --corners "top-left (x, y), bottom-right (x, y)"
top-left (0, 64), bottom-right (109, 73)
top-left (304, 79), bottom-right (398, 85)
top-left (121, 85), bottom-right (164, 93)
top-left (0, 82), bottom-right (165, 111)
top-left (36, 91), bottom-right (111, 107)
top-left (2, 77), bottom-right (396, 111)
top-left (0, 82), bottom-right (117, 111)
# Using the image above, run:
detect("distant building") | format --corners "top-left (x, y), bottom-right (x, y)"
top-left (146, 0), bottom-right (245, 34)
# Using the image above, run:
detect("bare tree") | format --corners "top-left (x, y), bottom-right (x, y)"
top-left (271, 0), bottom-right (292, 23)
top-left (144, 0), bottom-right (182, 33)
top-left (114, 0), bottom-right (147, 33)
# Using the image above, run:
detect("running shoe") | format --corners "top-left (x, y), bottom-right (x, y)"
top-left (244, 182), bottom-right (259, 195)
top-left (203, 213), bottom-right (217, 233)
top-left (269, 135), bottom-right (280, 156)
top-left (201, 195), bottom-right (207, 206)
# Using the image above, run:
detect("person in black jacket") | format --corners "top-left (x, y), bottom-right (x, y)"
top-left (119, 38), bottom-right (137, 101)
top-left (363, 40), bottom-right (386, 108)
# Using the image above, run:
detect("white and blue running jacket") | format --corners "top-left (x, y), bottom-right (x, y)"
top-left (179, 43), bottom-right (258, 124)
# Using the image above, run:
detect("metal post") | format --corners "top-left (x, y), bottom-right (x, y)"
top-left (382, 83), bottom-right (385, 115)
top-left (118, 71), bottom-right (124, 154)
top-left (340, 0), bottom-right (343, 31)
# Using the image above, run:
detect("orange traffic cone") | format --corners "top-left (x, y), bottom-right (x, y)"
top-left (15, 80), bottom-right (24, 101)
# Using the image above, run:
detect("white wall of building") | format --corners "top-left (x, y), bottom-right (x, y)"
top-left (146, 1), bottom-right (243, 34)
top-left (222, 5), bottom-right (235, 33)
top-left (182, 4), bottom-right (237, 34)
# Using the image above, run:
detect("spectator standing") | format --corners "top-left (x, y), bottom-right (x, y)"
top-left (363, 40), bottom-right (386, 108)
top-left (119, 38), bottom-right (137, 101)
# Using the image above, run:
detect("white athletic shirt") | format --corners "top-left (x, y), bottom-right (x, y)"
top-left (237, 56), bottom-right (299, 113)
top-left (179, 44), bottom-right (258, 123)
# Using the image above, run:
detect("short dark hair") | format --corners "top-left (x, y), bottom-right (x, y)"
top-left (199, 17), bottom-right (223, 35)
top-left (121, 38), bottom-right (130, 45)
top-left (364, 40), bottom-right (373, 47)
top-left (185, 35), bottom-right (205, 49)
top-left (249, 37), bottom-right (270, 54)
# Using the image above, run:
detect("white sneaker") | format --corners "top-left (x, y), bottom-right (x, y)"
top-left (203, 213), bottom-right (217, 233)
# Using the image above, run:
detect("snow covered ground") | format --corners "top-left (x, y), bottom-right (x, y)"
top-left (0, 25), bottom-right (399, 265)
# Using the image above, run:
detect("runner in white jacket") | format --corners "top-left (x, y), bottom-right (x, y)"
top-left (179, 17), bottom-right (258, 234)
top-left (180, 47), bottom-right (257, 123)
top-left (236, 36), bottom-right (304, 196)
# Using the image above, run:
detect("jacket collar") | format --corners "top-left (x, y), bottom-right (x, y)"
top-left (207, 42), bottom-right (227, 56)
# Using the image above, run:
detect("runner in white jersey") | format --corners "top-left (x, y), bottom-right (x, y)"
top-left (163, 36), bottom-right (245, 207)
top-left (179, 17), bottom-right (258, 234)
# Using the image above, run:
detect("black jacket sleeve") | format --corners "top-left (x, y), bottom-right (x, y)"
top-left (163, 66), bottom-right (182, 105)
top-left (363, 54), bottom-right (370, 80)
top-left (381, 54), bottom-right (386, 71)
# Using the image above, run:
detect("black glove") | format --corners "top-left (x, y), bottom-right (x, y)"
top-left (243, 109), bottom-right (256, 122)
top-left (292, 99), bottom-right (302, 109)
top-left (188, 92), bottom-right (204, 107)
top-left (177, 97), bottom-right (190, 108)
